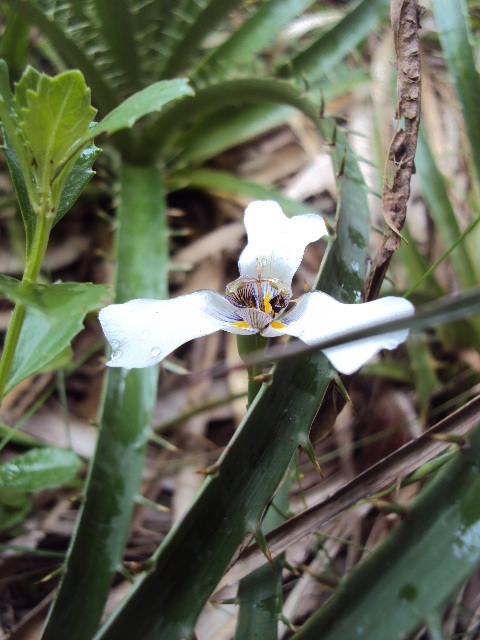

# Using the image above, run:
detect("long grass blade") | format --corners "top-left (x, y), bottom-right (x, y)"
top-left (432, 0), bottom-right (480, 185)
top-left (41, 164), bottom-right (168, 640)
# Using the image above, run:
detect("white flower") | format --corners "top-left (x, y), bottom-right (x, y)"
top-left (99, 201), bottom-right (414, 375)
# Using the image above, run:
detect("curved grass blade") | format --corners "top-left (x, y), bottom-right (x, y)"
top-left (94, 125), bottom-right (369, 640)
top-left (141, 77), bottom-right (319, 157)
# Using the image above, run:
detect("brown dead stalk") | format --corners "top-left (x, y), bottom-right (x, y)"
top-left (363, 0), bottom-right (424, 301)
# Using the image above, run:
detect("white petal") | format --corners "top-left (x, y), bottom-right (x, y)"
top-left (99, 290), bottom-right (247, 369)
top-left (238, 200), bottom-right (328, 286)
top-left (264, 292), bottom-right (414, 374)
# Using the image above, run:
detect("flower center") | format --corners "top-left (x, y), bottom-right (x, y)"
top-left (225, 276), bottom-right (291, 331)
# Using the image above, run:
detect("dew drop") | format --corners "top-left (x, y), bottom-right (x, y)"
top-left (111, 340), bottom-right (120, 350)
top-left (111, 350), bottom-right (123, 360)
top-left (150, 347), bottom-right (161, 357)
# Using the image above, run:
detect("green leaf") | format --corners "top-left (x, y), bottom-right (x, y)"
top-left (90, 0), bottom-right (142, 93)
top-left (54, 139), bottom-right (101, 226)
top-left (277, 0), bottom-right (390, 84)
top-left (0, 446), bottom-right (83, 492)
top-left (432, 0), bottom-right (480, 185)
top-left (293, 423), bottom-right (480, 640)
top-left (143, 77), bottom-right (319, 156)
top-left (8, 1), bottom-right (119, 118)
top-left (2, 125), bottom-right (36, 251)
top-left (16, 68), bottom-right (97, 206)
top-left (41, 165), bottom-right (167, 640)
top-left (0, 275), bottom-right (110, 392)
top-left (173, 65), bottom-right (367, 166)
top-left (80, 79), bottom-right (194, 146)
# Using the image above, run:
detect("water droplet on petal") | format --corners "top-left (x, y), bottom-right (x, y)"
top-left (111, 350), bottom-right (123, 360)
top-left (140, 330), bottom-right (150, 340)
top-left (111, 340), bottom-right (120, 350)
top-left (150, 347), bottom-right (161, 357)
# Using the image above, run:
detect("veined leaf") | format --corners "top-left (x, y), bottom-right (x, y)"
top-left (8, 0), bottom-right (119, 117)
top-left (0, 446), bottom-right (83, 492)
top-left (0, 276), bottom-right (110, 392)
top-left (16, 68), bottom-right (97, 207)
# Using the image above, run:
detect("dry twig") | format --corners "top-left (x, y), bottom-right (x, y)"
top-left (363, 0), bottom-right (424, 301)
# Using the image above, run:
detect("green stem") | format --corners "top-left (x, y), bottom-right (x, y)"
top-left (0, 210), bottom-right (51, 403)
top-left (41, 163), bottom-right (169, 640)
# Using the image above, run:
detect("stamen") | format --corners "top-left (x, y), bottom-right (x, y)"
top-left (263, 290), bottom-right (272, 315)
top-left (232, 320), bottom-right (250, 329)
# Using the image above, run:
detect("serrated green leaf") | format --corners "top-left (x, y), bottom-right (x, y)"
top-left (80, 79), bottom-right (194, 145)
top-left (0, 446), bottom-right (83, 492)
top-left (0, 276), bottom-right (110, 391)
top-left (13, 65), bottom-right (42, 112)
top-left (16, 69), bottom-right (97, 206)
top-left (143, 77), bottom-right (318, 156)
top-left (173, 65), bottom-right (367, 166)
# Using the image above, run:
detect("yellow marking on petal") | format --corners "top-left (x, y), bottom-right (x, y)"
top-left (270, 321), bottom-right (286, 329)
top-left (232, 321), bottom-right (251, 328)
top-left (263, 291), bottom-right (272, 315)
